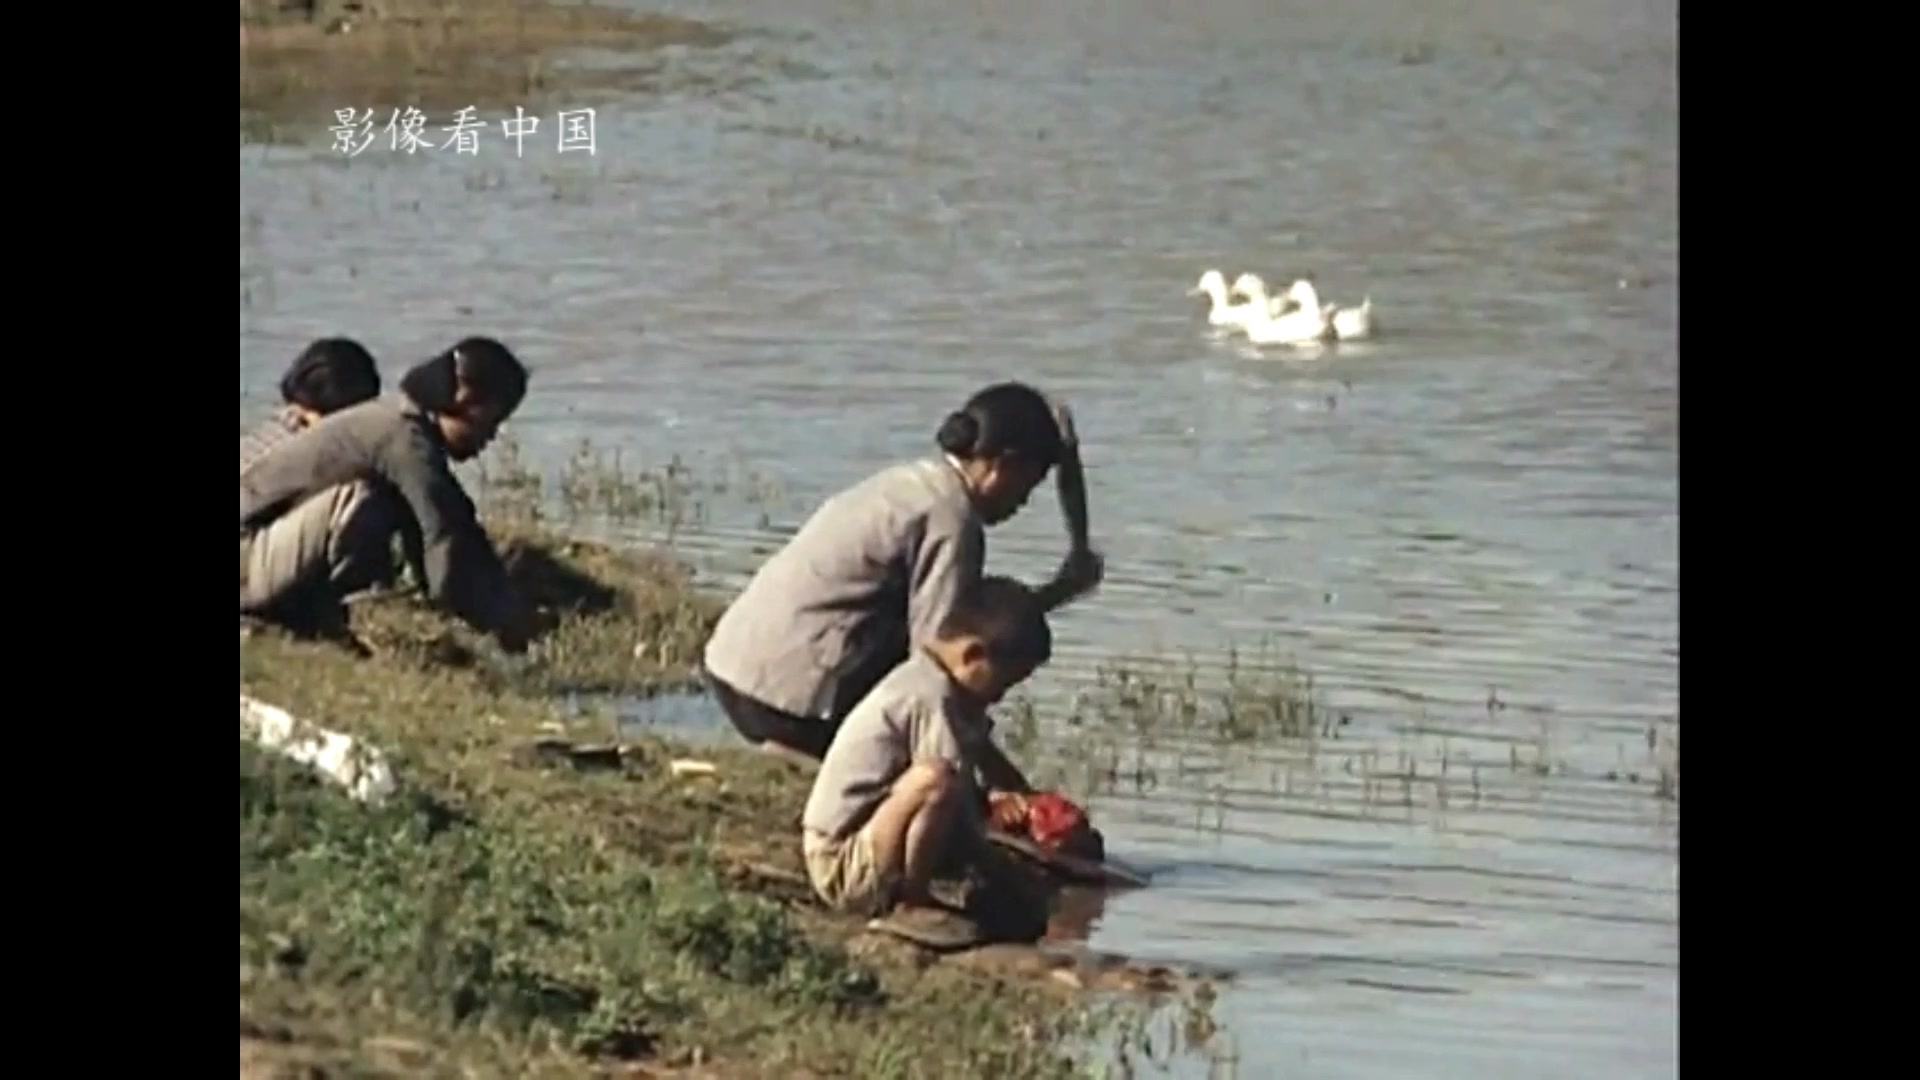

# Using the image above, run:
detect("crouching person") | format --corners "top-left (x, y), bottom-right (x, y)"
top-left (239, 336), bottom-right (537, 651)
top-left (800, 576), bottom-right (1049, 941)
top-left (241, 337), bottom-right (383, 474)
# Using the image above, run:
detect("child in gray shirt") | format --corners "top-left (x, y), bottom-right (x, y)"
top-left (801, 576), bottom-right (1047, 924)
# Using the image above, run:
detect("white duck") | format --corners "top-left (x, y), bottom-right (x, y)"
top-left (1288, 277), bottom-right (1375, 341)
top-left (1230, 273), bottom-right (1288, 315)
top-left (1328, 295), bottom-right (1375, 341)
top-left (1234, 276), bottom-right (1337, 346)
top-left (1188, 269), bottom-right (1263, 329)
top-left (1238, 272), bottom-right (1376, 341)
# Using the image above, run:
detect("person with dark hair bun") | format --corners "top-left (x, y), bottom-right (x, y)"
top-left (240, 337), bottom-right (382, 475)
top-left (702, 381), bottom-right (1105, 761)
top-left (240, 336), bottom-right (536, 651)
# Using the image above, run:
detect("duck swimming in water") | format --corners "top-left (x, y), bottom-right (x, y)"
top-left (1231, 275), bottom-right (1337, 346)
top-left (1232, 272), bottom-right (1376, 342)
top-left (1188, 269), bottom-right (1263, 330)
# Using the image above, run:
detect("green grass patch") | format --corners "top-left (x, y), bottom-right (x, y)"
top-left (238, 526), bottom-right (1190, 1076)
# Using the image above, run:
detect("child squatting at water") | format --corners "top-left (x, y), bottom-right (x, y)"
top-left (800, 576), bottom-right (1050, 936)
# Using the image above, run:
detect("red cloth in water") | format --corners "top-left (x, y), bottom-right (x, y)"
top-left (1023, 792), bottom-right (1092, 851)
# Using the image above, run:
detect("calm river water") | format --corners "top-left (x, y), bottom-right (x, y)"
top-left (240, 0), bottom-right (1678, 1074)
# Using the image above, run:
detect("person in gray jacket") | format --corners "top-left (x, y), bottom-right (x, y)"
top-left (701, 381), bottom-right (1104, 760)
top-left (240, 337), bottom-right (383, 475)
top-left (240, 336), bottom-right (536, 651)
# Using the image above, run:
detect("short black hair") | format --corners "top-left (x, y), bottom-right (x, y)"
top-left (398, 336), bottom-right (530, 415)
top-left (934, 382), bottom-right (1064, 471)
top-left (936, 574), bottom-right (1053, 668)
top-left (452, 336), bottom-right (529, 413)
top-left (280, 337), bottom-right (380, 414)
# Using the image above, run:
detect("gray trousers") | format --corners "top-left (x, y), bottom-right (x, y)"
top-left (240, 480), bottom-right (401, 630)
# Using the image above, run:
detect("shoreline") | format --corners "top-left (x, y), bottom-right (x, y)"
top-left (238, 0), bottom-right (735, 143)
top-left (239, 511), bottom-right (1224, 1077)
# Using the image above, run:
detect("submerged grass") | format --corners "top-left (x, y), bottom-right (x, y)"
top-left (470, 432), bottom-right (787, 544)
top-left (997, 652), bottom-right (1680, 833)
top-left (1082, 645), bottom-right (1328, 745)
top-left (995, 643), bottom-right (1332, 796)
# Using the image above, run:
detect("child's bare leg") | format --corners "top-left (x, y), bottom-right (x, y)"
top-left (864, 760), bottom-right (964, 908)
top-left (899, 774), bottom-right (963, 903)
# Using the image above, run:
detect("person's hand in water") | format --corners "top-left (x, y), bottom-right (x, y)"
top-left (987, 790), bottom-right (1030, 832)
top-left (1056, 547), bottom-right (1104, 597)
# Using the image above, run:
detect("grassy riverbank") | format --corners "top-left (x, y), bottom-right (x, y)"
top-left (239, 0), bottom-right (734, 141)
top-left (239, 506), bottom-right (1221, 1077)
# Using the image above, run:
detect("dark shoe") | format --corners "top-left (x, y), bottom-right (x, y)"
top-left (867, 904), bottom-right (984, 951)
top-left (514, 738), bottom-right (631, 772)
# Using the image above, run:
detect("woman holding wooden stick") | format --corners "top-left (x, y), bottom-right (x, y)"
top-left (700, 381), bottom-right (1104, 761)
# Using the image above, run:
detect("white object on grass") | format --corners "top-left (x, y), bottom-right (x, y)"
top-left (240, 694), bottom-right (398, 805)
